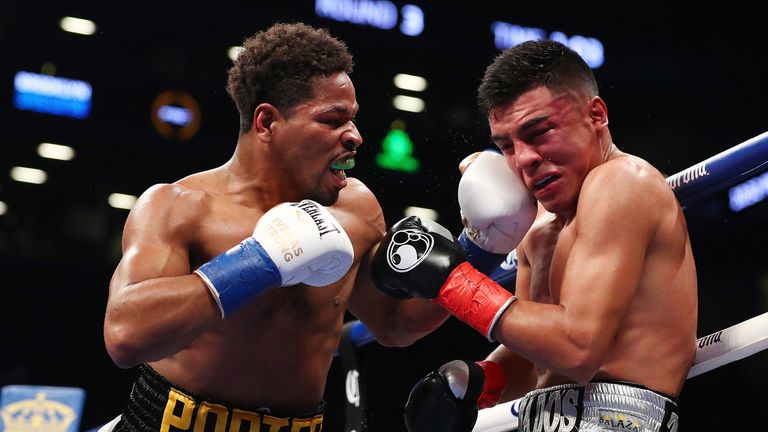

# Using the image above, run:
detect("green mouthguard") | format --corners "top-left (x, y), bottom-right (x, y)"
top-left (331, 157), bottom-right (355, 170)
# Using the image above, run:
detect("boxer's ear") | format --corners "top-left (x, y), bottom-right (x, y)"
top-left (253, 103), bottom-right (281, 140)
top-left (588, 96), bottom-right (608, 130)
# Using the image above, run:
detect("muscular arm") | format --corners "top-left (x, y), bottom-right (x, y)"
top-left (492, 160), bottom-right (660, 382)
top-left (343, 181), bottom-right (450, 347)
top-left (104, 184), bottom-right (220, 368)
top-left (348, 244), bottom-right (451, 347)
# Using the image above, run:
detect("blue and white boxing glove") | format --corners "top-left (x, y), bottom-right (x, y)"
top-left (195, 200), bottom-right (354, 317)
top-left (458, 151), bottom-right (536, 275)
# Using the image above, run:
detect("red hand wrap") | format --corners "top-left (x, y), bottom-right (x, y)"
top-left (434, 262), bottom-right (514, 339)
top-left (476, 360), bottom-right (507, 409)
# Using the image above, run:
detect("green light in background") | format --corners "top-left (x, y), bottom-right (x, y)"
top-left (376, 120), bottom-right (420, 173)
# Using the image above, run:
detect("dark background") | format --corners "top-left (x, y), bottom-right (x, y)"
top-left (1, 2), bottom-right (767, 431)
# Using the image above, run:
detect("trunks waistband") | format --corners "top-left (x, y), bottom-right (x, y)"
top-left (118, 364), bottom-right (324, 432)
top-left (518, 381), bottom-right (679, 432)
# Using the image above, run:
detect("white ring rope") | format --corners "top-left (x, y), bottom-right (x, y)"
top-left (472, 311), bottom-right (768, 432)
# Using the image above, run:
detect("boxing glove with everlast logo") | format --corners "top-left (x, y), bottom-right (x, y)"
top-left (371, 216), bottom-right (516, 341)
top-left (195, 200), bottom-right (353, 318)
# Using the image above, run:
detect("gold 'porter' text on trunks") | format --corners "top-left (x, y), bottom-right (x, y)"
top-left (116, 365), bottom-right (324, 432)
top-left (160, 388), bottom-right (323, 432)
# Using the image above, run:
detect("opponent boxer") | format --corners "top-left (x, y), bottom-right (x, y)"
top-left (102, 23), bottom-right (450, 432)
top-left (373, 40), bottom-right (698, 431)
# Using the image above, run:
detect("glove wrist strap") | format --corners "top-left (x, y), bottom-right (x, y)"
top-left (195, 237), bottom-right (281, 318)
top-left (435, 262), bottom-right (515, 341)
top-left (476, 360), bottom-right (507, 409)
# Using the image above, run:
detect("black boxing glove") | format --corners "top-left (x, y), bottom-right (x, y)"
top-left (404, 359), bottom-right (507, 432)
top-left (372, 216), bottom-right (516, 341)
top-left (371, 216), bottom-right (466, 299)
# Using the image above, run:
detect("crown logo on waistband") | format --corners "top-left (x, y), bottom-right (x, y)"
top-left (0, 392), bottom-right (77, 432)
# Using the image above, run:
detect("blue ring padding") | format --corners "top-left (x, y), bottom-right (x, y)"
top-left (667, 131), bottom-right (768, 206)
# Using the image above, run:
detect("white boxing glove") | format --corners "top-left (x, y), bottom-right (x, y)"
top-left (195, 199), bottom-right (354, 317)
top-left (254, 200), bottom-right (354, 286)
top-left (458, 151), bottom-right (536, 254)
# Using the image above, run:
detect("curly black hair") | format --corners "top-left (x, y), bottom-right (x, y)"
top-left (226, 22), bottom-right (354, 133)
top-left (477, 40), bottom-right (598, 116)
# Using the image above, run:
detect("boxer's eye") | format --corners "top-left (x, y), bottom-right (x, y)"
top-left (532, 127), bottom-right (551, 136)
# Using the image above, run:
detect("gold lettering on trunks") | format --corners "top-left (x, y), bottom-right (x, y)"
top-left (310, 415), bottom-right (323, 432)
top-left (194, 402), bottom-right (228, 432)
top-left (230, 409), bottom-right (261, 432)
top-left (289, 418), bottom-right (311, 432)
top-left (262, 415), bottom-right (289, 432)
top-left (158, 387), bottom-right (323, 432)
top-left (161, 389), bottom-right (195, 432)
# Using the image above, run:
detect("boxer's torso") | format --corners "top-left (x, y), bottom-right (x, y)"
top-left (149, 172), bottom-right (378, 413)
top-left (524, 157), bottom-right (697, 397)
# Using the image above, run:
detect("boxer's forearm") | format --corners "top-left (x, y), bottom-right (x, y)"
top-left (104, 274), bottom-right (222, 368)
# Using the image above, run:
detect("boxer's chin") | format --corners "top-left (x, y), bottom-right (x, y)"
top-left (311, 183), bottom-right (341, 207)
